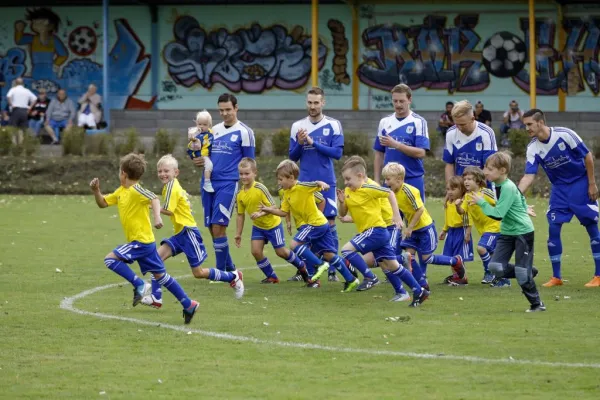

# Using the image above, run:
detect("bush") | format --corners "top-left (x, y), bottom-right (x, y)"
top-left (343, 132), bottom-right (371, 156)
top-left (0, 126), bottom-right (15, 156)
top-left (61, 126), bottom-right (86, 156)
top-left (508, 129), bottom-right (530, 157)
top-left (428, 130), bottom-right (442, 157)
top-left (271, 128), bottom-right (290, 156)
top-left (153, 129), bottom-right (177, 156)
top-left (254, 130), bottom-right (266, 156)
top-left (114, 128), bottom-right (141, 156)
top-left (85, 134), bottom-right (111, 156)
top-left (593, 139), bottom-right (600, 159)
top-left (21, 133), bottom-right (40, 156)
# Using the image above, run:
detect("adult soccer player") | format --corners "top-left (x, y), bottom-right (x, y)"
top-left (443, 100), bottom-right (498, 182)
top-left (190, 93), bottom-right (255, 272)
top-left (373, 84), bottom-right (430, 202)
top-left (518, 109), bottom-right (600, 287)
top-left (289, 86), bottom-right (344, 281)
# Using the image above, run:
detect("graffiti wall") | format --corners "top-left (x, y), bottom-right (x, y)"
top-left (0, 7), bottom-right (154, 111)
top-left (0, 4), bottom-right (598, 112)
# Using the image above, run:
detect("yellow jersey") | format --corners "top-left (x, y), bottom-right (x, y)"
top-left (281, 182), bottom-right (328, 227)
top-left (367, 178), bottom-right (393, 227)
top-left (237, 182), bottom-right (281, 230)
top-left (162, 179), bottom-right (197, 234)
top-left (394, 183), bottom-right (433, 231)
top-left (344, 183), bottom-right (390, 233)
top-left (443, 199), bottom-right (469, 230)
top-left (463, 189), bottom-right (501, 234)
top-left (278, 187), bottom-right (324, 229)
top-left (104, 184), bottom-right (157, 244)
top-left (187, 129), bottom-right (213, 158)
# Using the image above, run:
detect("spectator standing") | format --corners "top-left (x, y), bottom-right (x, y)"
top-left (6, 78), bottom-right (37, 144)
top-left (45, 89), bottom-right (75, 143)
top-left (474, 101), bottom-right (492, 127)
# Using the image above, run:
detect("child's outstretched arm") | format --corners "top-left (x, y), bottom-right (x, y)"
top-left (89, 178), bottom-right (108, 208)
top-left (259, 203), bottom-right (289, 218)
top-left (336, 188), bottom-right (348, 217)
top-left (151, 198), bottom-right (163, 229)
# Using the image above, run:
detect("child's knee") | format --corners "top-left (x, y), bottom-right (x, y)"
top-left (274, 247), bottom-right (289, 258)
top-left (105, 251), bottom-right (118, 260)
top-left (153, 272), bottom-right (165, 280)
top-left (191, 267), bottom-right (205, 279)
top-left (251, 248), bottom-right (264, 260)
top-left (157, 244), bottom-right (172, 260)
top-left (290, 241), bottom-right (301, 251)
top-left (341, 242), bottom-right (355, 254)
top-left (477, 246), bottom-right (487, 255)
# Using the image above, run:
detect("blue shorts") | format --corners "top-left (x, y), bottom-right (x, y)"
top-left (201, 180), bottom-right (238, 227)
top-left (160, 227), bottom-right (208, 268)
top-left (387, 225), bottom-right (401, 253)
top-left (548, 177), bottom-right (599, 226)
top-left (351, 227), bottom-right (397, 262)
top-left (294, 223), bottom-right (336, 256)
top-left (321, 185), bottom-right (338, 219)
top-left (405, 175), bottom-right (425, 203)
top-left (252, 223), bottom-right (286, 249)
top-left (113, 241), bottom-right (165, 275)
top-left (478, 232), bottom-right (499, 253)
top-left (401, 223), bottom-right (438, 255)
top-left (443, 227), bottom-right (474, 261)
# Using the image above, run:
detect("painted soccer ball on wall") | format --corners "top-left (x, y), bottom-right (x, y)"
top-left (482, 31), bottom-right (527, 78)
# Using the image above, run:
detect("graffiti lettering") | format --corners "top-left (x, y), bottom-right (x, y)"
top-left (372, 94), bottom-right (392, 109)
top-left (163, 17), bottom-right (327, 93)
top-left (320, 70), bottom-right (343, 92)
top-left (358, 15), bottom-right (488, 94)
top-left (515, 17), bottom-right (600, 95)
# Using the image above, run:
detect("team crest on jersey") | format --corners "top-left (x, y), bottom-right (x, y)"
top-left (406, 126), bottom-right (414, 134)
top-left (476, 142), bottom-right (483, 151)
top-left (558, 142), bottom-right (566, 151)
top-left (230, 134), bottom-right (238, 141)
top-left (323, 128), bottom-right (330, 136)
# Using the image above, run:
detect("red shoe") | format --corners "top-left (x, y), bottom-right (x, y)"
top-left (452, 255), bottom-right (466, 279)
top-left (261, 276), bottom-right (280, 284)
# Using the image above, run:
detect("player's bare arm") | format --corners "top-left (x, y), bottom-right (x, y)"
top-left (234, 214), bottom-right (244, 248)
top-left (151, 198), bottom-right (163, 229)
top-left (373, 150), bottom-right (384, 183)
top-left (89, 178), bottom-right (108, 208)
top-left (336, 188), bottom-right (347, 217)
top-left (259, 203), bottom-right (288, 218)
top-left (518, 174), bottom-right (535, 194)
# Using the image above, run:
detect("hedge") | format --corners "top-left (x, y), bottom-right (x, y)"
top-left (0, 153), bottom-right (561, 198)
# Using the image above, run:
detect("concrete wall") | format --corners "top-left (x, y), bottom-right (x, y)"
top-left (112, 109), bottom-right (600, 140)
top-left (1, 3), bottom-right (599, 112)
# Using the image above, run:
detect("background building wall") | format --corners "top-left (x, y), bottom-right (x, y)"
top-left (0, 4), bottom-right (598, 112)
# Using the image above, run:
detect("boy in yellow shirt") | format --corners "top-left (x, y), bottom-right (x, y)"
top-left (337, 158), bottom-right (429, 305)
top-left (89, 153), bottom-right (199, 324)
top-left (457, 166), bottom-right (507, 286)
top-left (439, 176), bottom-right (473, 285)
top-left (260, 160), bottom-right (358, 291)
top-left (140, 155), bottom-right (244, 309)
top-left (234, 158), bottom-right (309, 283)
top-left (382, 162), bottom-right (466, 290)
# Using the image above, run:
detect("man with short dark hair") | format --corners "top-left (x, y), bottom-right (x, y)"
top-left (474, 101), bottom-right (492, 127)
top-left (190, 93), bottom-right (255, 273)
top-left (438, 101), bottom-right (454, 138)
top-left (518, 108), bottom-right (600, 288)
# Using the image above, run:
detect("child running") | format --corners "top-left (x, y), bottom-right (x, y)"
top-left (89, 153), bottom-right (199, 324)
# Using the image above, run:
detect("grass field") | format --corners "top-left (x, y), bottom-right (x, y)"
top-left (1, 194), bottom-right (600, 399)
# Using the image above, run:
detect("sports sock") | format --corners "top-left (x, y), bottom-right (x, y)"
top-left (383, 269), bottom-right (403, 294)
top-left (329, 224), bottom-right (338, 273)
top-left (208, 268), bottom-right (235, 282)
top-left (285, 251), bottom-right (305, 270)
top-left (151, 276), bottom-right (162, 301)
top-left (257, 258), bottom-right (277, 278)
top-left (104, 258), bottom-right (144, 287)
top-left (480, 251), bottom-right (491, 273)
top-left (548, 223), bottom-right (563, 279)
top-left (213, 237), bottom-right (230, 271)
top-left (341, 250), bottom-right (376, 279)
top-left (410, 257), bottom-right (425, 284)
top-left (294, 244), bottom-right (323, 267)
top-left (157, 273), bottom-right (192, 309)
top-left (423, 254), bottom-right (455, 266)
top-left (392, 266), bottom-right (422, 295)
top-left (585, 224), bottom-right (600, 276)
top-left (329, 255), bottom-right (355, 282)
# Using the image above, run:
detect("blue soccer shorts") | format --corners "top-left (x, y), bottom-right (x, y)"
top-left (351, 227), bottom-right (397, 262)
top-left (201, 180), bottom-right (238, 227)
top-left (160, 227), bottom-right (208, 268)
top-left (548, 177), bottom-right (599, 226)
top-left (442, 226), bottom-right (474, 261)
top-left (401, 223), bottom-right (438, 255)
top-left (252, 223), bottom-right (286, 249)
top-left (113, 241), bottom-right (165, 275)
top-left (478, 232), bottom-right (499, 253)
top-left (294, 223), bottom-right (336, 256)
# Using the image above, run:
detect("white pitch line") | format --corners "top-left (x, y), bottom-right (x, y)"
top-left (60, 267), bottom-right (600, 370)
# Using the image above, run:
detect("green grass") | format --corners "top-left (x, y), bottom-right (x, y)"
top-left (1, 195), bottom-right (600, 399)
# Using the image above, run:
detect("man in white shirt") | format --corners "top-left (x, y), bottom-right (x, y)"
top-left (6, 78), bottom-right (37, 144)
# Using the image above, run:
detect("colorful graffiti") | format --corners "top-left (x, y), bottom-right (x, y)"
top-left (162, 16), bottom-right (328, 93)
top-left (0, 7), bottom-right (153, 110)
top-left (358, 13), bottom-right (600, 96)
top-left (515, 17), bottom-right (600, 95)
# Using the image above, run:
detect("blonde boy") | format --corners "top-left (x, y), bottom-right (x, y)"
top-left (234, 158), bottom-right (309, 283)
top-left (89, 153), bottom-right (199, 324)
top-left (187, 110), bottom-right (214, 193)
top-left (141, 154), bottom-right (244, 309)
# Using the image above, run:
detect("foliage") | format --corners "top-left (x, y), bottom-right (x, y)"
top-left (428, 129), bottom-right (442, 157)
top-left (61, 126), bottom-right (86, 156)
top-left (85, 134), bottom-right (111, 156)
top-left (271, 128), bottom-right (290, 156)
top-left (343, 132), bottom-right (371, 156)
top-left (114, 128), bottom-right (142, 156)
top-left (153, 129), bottom-right (178, 157)
top-left (507, 129), bottom-right (530, 157)
top-left (0, 126), bottom-right (17, 156)
top-left (254, 130), bottom-right (266, 156)
top-left (593, 139), bottom-right (600, 159)
top-left (21, 133), bottom-right (40, 156)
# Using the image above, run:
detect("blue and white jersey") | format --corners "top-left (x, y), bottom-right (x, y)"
top-left (373, 112), bottom-right (429, 178)
top-left (210, 121), bottom-right (255, 181)
top-left (443, 122), bottom-right (497, 176)
top-left (525, 127), bottom-right (589, 186)
top-left (289, 115), bottom-right (344, 184)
